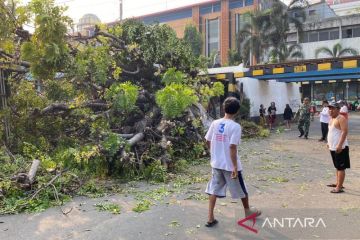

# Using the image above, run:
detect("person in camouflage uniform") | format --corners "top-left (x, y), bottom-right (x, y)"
top-left (296, 97), bottom-right (311, 139)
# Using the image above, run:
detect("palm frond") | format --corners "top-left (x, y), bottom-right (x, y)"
top-left (338, 48), bottom-right (359, 57)
top-left (315, 47), bottom-right (333, 58)
top-left (288, 0), bottom-right (309, 10)
top-left (288, 44), bottom-right (302, 53)
top-left (290, 51), bottom-right (304, 59)
top-left (333, 43), bottom-right (342, 57)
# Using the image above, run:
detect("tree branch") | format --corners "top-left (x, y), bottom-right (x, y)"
top-left (121, 65), bottom-right (140, 75)
top-left (38, 100), bottom-right (110, 116)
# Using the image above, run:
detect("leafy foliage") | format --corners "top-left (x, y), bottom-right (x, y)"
top-left (0, 0), bottom-right (266, 216)
top-left (315, 43), bottom-right (359, 58)
top-left (238, 0), bottom-right (307, 64)
top-left (269, 43), bottom-right (304, 63)
top-left (105, 82), bottom-right (139, 112)
top-left (143, 160), bottom-right (167, 183)
top-left (183, 24), bottom-right (202, 57)
top-left (21, 0), bottom-right (72, 79)
top-left (161, 68), bottom-right (186, 85)
top-left (156, 83), bottom-right (198, 119)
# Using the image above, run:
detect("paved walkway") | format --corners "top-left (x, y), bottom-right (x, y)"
top-left (1, 113), bottom-right (360, 240)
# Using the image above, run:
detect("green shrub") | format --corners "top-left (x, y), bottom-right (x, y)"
top-left (240, 120), bottom-right (269, 138)
top-left (155, 83), bottom-right (198, 119)
top-left (161, 68), bottom-right (186, 85)
top-left (143, 160), bottom-right (167, 183)
top-left (105, 82), bottom-right (139, 112)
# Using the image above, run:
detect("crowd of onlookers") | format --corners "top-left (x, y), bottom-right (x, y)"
top-left (258, 99), bottom-right (355, 130)
top-left (259, 102), bottom-right (297, 130)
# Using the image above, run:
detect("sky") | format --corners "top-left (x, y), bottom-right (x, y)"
top-left (23, 0), bottom-right (291, 25)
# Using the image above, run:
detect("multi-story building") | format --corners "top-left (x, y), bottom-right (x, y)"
top-left (287, 1), bottom-right (360, 102)
top-left (328, 0), bottom-right (360, 16)
top-left (137, 0), bottom-right (266, 65)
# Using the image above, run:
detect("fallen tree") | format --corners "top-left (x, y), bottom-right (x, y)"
top-left (0, 0), bottom-right (268, 214)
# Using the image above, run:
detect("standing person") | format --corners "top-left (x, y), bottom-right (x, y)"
top-left (212, 51), bottom-right (221, 68)
top-left (267, 102), bottom-right (277, 130)
top-left (339, 101), bottom-right (349, 120)
top-left (327, 102), bottom-right (350, 194)
top-left (295, 97), bottom-right (311, 139)
top-left (319, 100), bottom-right (330, 142)
top-left (259, 104), bottom-right (266, 127)
top-left (283, 104), bottom-right (293, 130)
top-left (204, 97), bottom-right (261, 227)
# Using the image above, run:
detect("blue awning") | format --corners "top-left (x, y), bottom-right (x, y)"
top-left (256, 67), bottom-right (360, 81)
top-left (276, 74), bottom-right (360, 82)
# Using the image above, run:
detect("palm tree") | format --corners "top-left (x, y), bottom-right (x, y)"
top-left (237, 10), bottom-right (271, 65)
top-left (269, 43), bottom-right (304, 63)
top-left (237, 0), bottom-right (307, 65)
top-left (267, 0), bottom-right (307, 57)
top-left (315, 43), bottom-right (359, 58)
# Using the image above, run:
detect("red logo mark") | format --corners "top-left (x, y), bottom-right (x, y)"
top-left (237, 213), bottom-right (258, 233)
top-left (215, 134), bottom-right (226, 142)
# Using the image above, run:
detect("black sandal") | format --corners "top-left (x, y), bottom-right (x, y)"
top-left (330, 189), bottom-right (344, 193)
top-left (205, 219), bottom-right (218, 227)
top-left (327, 184), bottom-right (345, 189)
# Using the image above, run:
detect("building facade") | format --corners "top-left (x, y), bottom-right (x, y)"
top-left (287, 2), bottom-right (360, 102)
top-left (136, 0), bottom-right (360, 103)
top-left (138, 0), bottom-right (264, 65)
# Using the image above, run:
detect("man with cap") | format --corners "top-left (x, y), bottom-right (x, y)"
top-left (296, 97), bottom-right (312, 139)
top-left (327, 102), bottom-right (350, 193)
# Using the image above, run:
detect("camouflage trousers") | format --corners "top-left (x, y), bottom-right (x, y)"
top-left (298, 119), bottom-right (310, 136)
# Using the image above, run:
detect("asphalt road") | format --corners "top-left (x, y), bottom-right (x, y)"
top-left (1, 113), bottom-right (359, 240)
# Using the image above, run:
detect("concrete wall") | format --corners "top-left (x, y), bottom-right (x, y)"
top-left (300, 37), bottom-right (360, 59)
top-left (305, 2), bottom-right (337, 22)
top-left (329, 0), bottom-right (360, 16)
top-left (236, 77), bottom-right (302, 117)
top-left (289, 14), bottom-right (360, 32)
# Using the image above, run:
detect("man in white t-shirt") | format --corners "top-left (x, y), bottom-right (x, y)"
top-left (319, 100), bottom-right (330, 142)
top-left (204, 97), bottom-right (261, 227)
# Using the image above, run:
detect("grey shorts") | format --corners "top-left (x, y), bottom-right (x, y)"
top-left (205, 168), bottom-right (248, 199)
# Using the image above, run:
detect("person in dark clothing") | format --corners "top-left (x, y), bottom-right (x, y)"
top-left (267, 102), bottom-right (277, 130)
top-left (259, 104), bottom-right (266, 127)
top-left (283, 104), bottom-right (294, 130)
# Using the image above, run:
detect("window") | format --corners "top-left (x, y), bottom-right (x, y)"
top-left (200, 2), bottom-right (221, 15)
top-left (206, 18), bottom-right (220, 57)
top-left (235, 13), bottom-right (250, 34)
top-left (213, 2), bottom-right (221, 12)
top-left (143, 9), bottom-right (192, 24)
top-left (319, 31), bottom-right (329, 41)
top-left (313, 83), bottom-right (334, 101)
top-left (287, 33), bottom-right (297, 43)
top-left (348, 82), bottom-right (359, 100)
top-left (300, 32), bottom-right (309, 43)
top-left (353, 27), bottom-right (360, 37)
top-left (309, 10), bottom-right (316, 16)
top-left (330, 30), bottom-right (339, 40)
top-left (343, 28), bottom-right (353, 38)
top-left (229, 0), bottom-right (243, 9)
top-left (342, 25), bottom-right (360, 38)
top-left (309, 32), bottom-right (319, 42)
top-left (200, 5), bottom-right (212, 15)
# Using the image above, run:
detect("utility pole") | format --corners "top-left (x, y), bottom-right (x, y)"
top-left (120, 0), bottom-right (123, 21)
